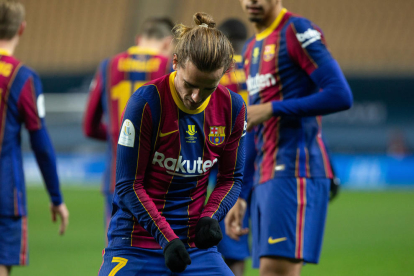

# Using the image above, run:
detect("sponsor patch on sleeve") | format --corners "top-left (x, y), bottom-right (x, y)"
top-left (37, 94), bottom-right (45, 118)
top-left (118, 119), bottom-right (135, 147)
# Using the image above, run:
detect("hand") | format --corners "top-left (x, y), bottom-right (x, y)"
top-left (163, 238), bottom-right (191, 272)
top-left (224, 198), bottom-right (249, 240)
top-left (194, 217), bottom-right (222, 249)
top-left (246, 102), bottom-right (273, 131)
top-left (329, 177), bottom-right (340, 202)
top-left (50, 203), bottom-right (69, 235)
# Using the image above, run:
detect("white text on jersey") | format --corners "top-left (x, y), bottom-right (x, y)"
top-left (296, 28), bottom-right (321, 48)
top-left (246, 73), bottom-right (277, 95)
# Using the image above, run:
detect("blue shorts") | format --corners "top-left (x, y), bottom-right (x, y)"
top-left (0, 216), bottom-right (28, 266)
top-left (98, 246), bottom-right (233, 276)
top-left (217, 204), bottom-right (250, 261)
top-left (251, 177), bottom-right (329, 267)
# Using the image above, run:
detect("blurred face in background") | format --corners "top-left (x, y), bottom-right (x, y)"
top-left (173, 56), bottom-right (223, 110)
top-left (239, 0), bottom-right (279, 24)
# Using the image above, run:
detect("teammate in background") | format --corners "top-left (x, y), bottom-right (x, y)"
top-left (0, 1), bottom-right (69, 275)
top-left (226, 0), bottom-right (353, 275)
top-left (98, 13), bottom-right (247, 275)
top-left (83, 17), bottom-right (174, 237)
top-left (215, 18), bottom-right (250, 276)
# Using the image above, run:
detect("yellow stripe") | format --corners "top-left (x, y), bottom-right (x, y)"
top-left (0, 48), bottom-right (11, 56)
top-left (256, 8), bottom-right (287, 41)
top-left (169, 71), bottom-right (211, 114)
top-left (127, 46), bottom-right (159, 55)
top-left (234, 55), bottom-right (242, 63)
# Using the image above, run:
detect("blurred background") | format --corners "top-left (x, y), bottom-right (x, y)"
top-left (12, 0), bottom-right (414, 275)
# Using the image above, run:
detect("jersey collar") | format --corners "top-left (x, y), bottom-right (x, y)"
top-left (169, 71), bottom-right (211, 114)
top-left (127, 46), bottom-right (159, 55)
top-left (0, 49), bottom-right (11, 56)
top-left (255, 8), bottom-right (288, 41)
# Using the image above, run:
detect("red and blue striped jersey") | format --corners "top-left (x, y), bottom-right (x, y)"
top-left (220, 55), bottom-right (248, 104)
top-left (243, 9), bottom-right (335, 183)
top-left (0, 50), bottom-right (62, 216)
top-left (84, 46), bottom-right (172, 194)
top-left (107, 72), bottom-right (247, 249)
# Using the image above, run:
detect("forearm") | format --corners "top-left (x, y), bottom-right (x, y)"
top-left (116, 179), bottom-right (178, 248)
top-left (30, 129), bottom-right (63, 205)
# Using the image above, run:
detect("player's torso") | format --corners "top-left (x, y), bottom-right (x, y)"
top-left (114, 73), bottom-right (237, 248)
top-left (102, 47), bottom-right (170, 144)
top-left (243, 12), bottom-right (331, 181)
top-left (0, 53), bottom-right (29, 216)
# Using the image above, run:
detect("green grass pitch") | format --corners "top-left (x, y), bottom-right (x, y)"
top-left (11, 186), bottom-right (414, 276)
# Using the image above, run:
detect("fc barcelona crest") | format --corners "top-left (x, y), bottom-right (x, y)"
top-left (263, 44), bottom-right (275, 62)
top-left (208, 126), bottom-right (226, 146)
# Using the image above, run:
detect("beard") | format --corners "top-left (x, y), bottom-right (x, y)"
top-left (249, 16), bottom-right (264, 23)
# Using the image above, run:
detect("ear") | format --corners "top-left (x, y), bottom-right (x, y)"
top-left (18, 21), bottom-right (26, 36)
top-left (172, 54), bottom-right (178, 71)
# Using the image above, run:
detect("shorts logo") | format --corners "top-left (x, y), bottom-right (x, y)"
top-left (268, 237), bottom-right (287, 244)
top-left (118, 119), bottom-right (135, 147)
top-left (263, 44), bottom-right (275, 62)
top-left (208, 126), bottom-right (225, 146)
top-left (186, 125), bottom-right (197, 144)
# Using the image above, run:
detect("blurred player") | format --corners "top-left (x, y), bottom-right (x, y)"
top-left (215, 18), bottom-right (250, 276)
top-left (98, 12), bottom-right (246, 275)
top-left (0, 1), bottom-right (69, 275)
top-left (83, 17), bottom-right (174, 237)
top-left (226, 0), bottom-right (353, 275)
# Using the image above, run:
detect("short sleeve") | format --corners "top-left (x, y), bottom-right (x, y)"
top-left (17, 73), bottom-right (45, 131)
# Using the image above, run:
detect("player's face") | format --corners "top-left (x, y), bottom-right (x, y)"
top-left (173, 58), bottom-right (223, 110)
top-left (239, 0), bottom-right (279, 23)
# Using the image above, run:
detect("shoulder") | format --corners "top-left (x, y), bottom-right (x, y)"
top-left (14, 64), bottom-right (40, 84)
top-left (287, 15), bottom-right (317, 32)
top-left (229, 89), bottom-right (246, 111)
top-left (216, 85), bottom-right (245, 111)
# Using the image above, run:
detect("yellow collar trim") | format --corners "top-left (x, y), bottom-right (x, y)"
top-left (0, 49), bottom-right (11, 56)
top-left (127, 46), bottom-right (159, 55)
top-left (169, 71), bottom-right (211, 114)
top-left (234, 55), bottom-right (242, 63)
top-left (256, 8), bottom-right (287, 41)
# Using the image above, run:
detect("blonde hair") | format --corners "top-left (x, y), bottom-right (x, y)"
top-left (172, 12), bottom-right (234, 73)
top-left (0, 0), bottom-right (25, 40)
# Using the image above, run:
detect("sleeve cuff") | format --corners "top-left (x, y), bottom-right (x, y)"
top-left (51, 194), bottom-right (63, 206)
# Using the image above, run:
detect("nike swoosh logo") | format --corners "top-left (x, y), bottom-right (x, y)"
top-left (268, 237), bottom-right (287, 244)
top-left (159, 129), bottom-right (178, 137)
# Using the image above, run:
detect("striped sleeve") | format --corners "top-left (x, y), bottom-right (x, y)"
top-left (285, 18), bottom-right (333, 75)
top-left (17, 73), bottom-right (43, 131)
top-left (201, 93), bottom-right (247, 221)
top-left (115, 89), bottom-right (178, 248)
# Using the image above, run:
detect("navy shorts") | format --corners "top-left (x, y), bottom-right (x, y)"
top-left (0, 216), bottom-right (28, 266)
top-left (217, 203), bottom-right (250, 261)
top-left (98, 246), bottom-right (233, 276)
top-left (251, 177), bottom-right (329, 267)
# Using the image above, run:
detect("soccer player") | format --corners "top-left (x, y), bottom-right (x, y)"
top-left (226, 0), bottom-right (353, 275)
top-left (0, 1), bottom-right (69, 276)
top-left (98, 12), bottom-right (247, 275)
top-left (83, 17), bottom-right (174, 236)
top-left (216, 18), bottom-right (251, 276)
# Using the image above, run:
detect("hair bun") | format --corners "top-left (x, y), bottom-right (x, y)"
top-left (193, 12), bottom-right (216, 28)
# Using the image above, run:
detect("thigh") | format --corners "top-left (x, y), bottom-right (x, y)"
top-left (0, 216), bottom-right (28, 266)
top-left (178, 247), bottom-right (233, 276)
top-left (98, 247), bottom-right (170, 276)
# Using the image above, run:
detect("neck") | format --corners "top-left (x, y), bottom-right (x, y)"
top-left (0, 36), bottom-right (18, 55)
top-left (254, 4), bottom-right (283, 34)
